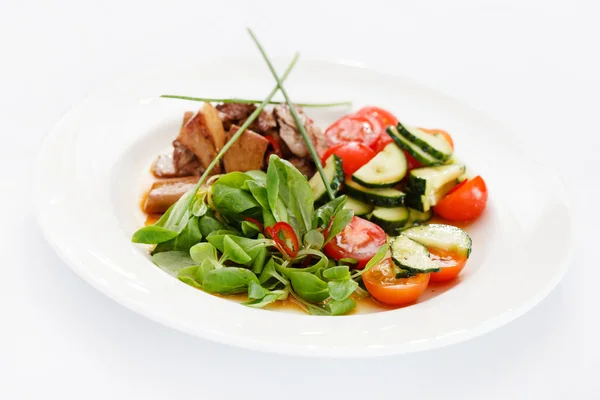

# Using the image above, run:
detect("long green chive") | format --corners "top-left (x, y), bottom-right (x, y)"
top-left (160, 95), bottom-right (351, 108)
top-left (247, 28), bottom-right (336, 201)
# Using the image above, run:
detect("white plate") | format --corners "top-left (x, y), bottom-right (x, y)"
top-left (34, 57), bottom-right (573, 357)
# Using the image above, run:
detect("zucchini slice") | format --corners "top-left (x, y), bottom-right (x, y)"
top-left (404, 180), bottom-right (457, 212)
top-left (343, 196), bottom-right (374, 217)
top-left (309, 154), bottom-right (344, 205)
top-left (343, 178), bottom-right (405, 207)
top-left (390, 235), bottom-right (441, 274)
top-left (370, 206), bottom-right (409, 234)
top-left (351, 143), bottom-right (407, 188)
top-left (401, 224), bottom-right (472, 258)
top-left (386, 126), bottom-right (440, 165)
top-left (407, 164), bottom-right (465, 195)
top-left (396, 122), bottom-right (454, 162)
top-left (401, 208), bottom-right (433, 229)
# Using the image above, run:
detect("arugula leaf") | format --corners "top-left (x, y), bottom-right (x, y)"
top-left (325, 298), bottom-right (356, 315)
top-left (245, 180), bottom-right (270, 210)
top-left (207, 235), bottom-right (270, 264)
top-left (266, 160), bottom-right (280, 218)
top-left (289, 271), bottom-right (329, 303)
top-left (322, 266), bottom-right (351, 281)
top-left (211, 184), bottom-right (260, 216)
top-left (262, 208), bottom-right (277, 228)
top-left (132, 226), bottom-right (179, 244)
top-left (247, 280), bottom-right (269, 300)
top-left (202, 267), bottom-right (259, 295)
top-left (363, 244), bottom-right (390, 272)
top-left (258, 258), bottom-right (288, 286)
top-left (196, 259), bottom-right (218, 284)
top-left (152, 216), bottom-right (202, 254)
top-left (154, 188), bottom-right (195, 232)
top-left (189, 242), bottom-right (218, 264)
top-left (190, 190), bottom-right (209, 217)
top-left (303, 229), bottom-right (324, 249)
top-left (152, 251), bottom-right (197, 276)
top-left (327, 280), bottom-right (358, 301)
top-left (268, 156), bottom-right (314, 235)
top-left (177, 266), bottom-right (201, 288)
top-left (222, 236), bottom-right (252, 264)
top-left (241, 221), bottom-right (260, 238)
top-left (244, 170), bottom-right (267, 184)
top-left (324, 208), bottom-right (354, 244)
top-left (312, 195), bottom-right (346, 230)
top-left (252, 245), bottom-right (268, 274)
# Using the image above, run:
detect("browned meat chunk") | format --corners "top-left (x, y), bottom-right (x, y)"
top-left (152, 112), bottom-right (197, 178)
top-left (143, 176), bottom-right (199, 214)
top-left (216, 103), bottom-right (256, 130)
top-left (222, 125), bottom-right (269, 173)
top-left (177, 103), bottom-right (226, 174)
top-left (273, 104), bottom-right (327, 158)
top-left (288, 157), bottom-right (316, 178)
top-left (250, 109), bottom-right (277, 134)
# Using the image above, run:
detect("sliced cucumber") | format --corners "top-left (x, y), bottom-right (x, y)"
top-left (343, 178), bottom-right (405, 207)
top-left (401, 208), bottom-right (433, 229)
top-left (390, 235), bottom-right (440, 274)
top-left (404, 180), bottom-right (457, 212)
top-left (370, 206), bottom-right (409, 234)
top-left (343, 196), bottom-right (374, 217)
top-left (396, 122), bottom-right (454, 162)
top-left (386, 126), bottom-right (440, 165)
top-left (309, 154), bottom-right (344, 205)
top-left (407, 164), bottom-right (465, 195)
top-left (401, 224), bottom-right (472, 258)
top-left (352, 143), bottom-right (406, 188)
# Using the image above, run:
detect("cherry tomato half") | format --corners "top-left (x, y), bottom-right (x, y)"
top-left (355, 106), bottom-right (398, 130)
top-left (433, 176), bottom-right (488, 221)
top-left (363, 258), bottom-right (430, 306)
top-left (324, 115), bottom-right (380, 148)
top-left (428, 247), bottom-right (467, 283)
top-left (323, 216), bottom-right (386, 269)
top-left (321, 142), bottom-right (377, 175)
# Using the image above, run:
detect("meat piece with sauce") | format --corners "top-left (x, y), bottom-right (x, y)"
top-left (152, 112), bottom-right (200, 178)
top-left (222, 125), bottom-right (269, 173)
top-left (273, 104), bottom-right (327, 158)
top-left (216, 103), bottom-right (256, 131)
top-left (143, 176), bottom-right (199, 214)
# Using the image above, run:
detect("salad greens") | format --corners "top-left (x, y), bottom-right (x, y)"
top-left (134, 154), bottom-right (363, 315)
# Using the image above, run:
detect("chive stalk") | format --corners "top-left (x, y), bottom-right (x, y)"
top-left (247, 28), bottom-right (336, 201)
top-left (160, 95), bottom-right (350, 108)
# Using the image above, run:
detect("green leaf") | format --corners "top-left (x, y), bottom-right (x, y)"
top-left (196, 259), bottom-right (218, 284)
top-left (303, 229), bottom-right (324, 249)
top-left (214, 171), bottom-right (255, 189)
top-left (289, 271), bottom-right (329, 303)
top-left (154, 188), bottom-right (195, 232)
top-left (152, 216), bottom-right (202, 254)
top-left (324, 208), bottom-right (354, 244)
top-left (245, 170), bottom-right (267, 184)
top-left (258, 258), bottom-right (288, 286)
top-left (266, 160), bottom-right (280, 217)
top-left (177, 266), bottom-right (201, 288)
top-left (198, 212), bottom-right (225, 238)
top-left (364, 244), bottom-right (390, 272)
top-left (222, 236), bottom-right (252, 264)
top-left (322, 266), bottom-right (351, 281)
top-left (247, 280), bottom-right (268, 300)
top-left (190, 190), bottom-right (209, 217)
top-left (212, 184), bottom-right (260, 216)
top-left (202, 267), bottom-right (259, 294)
top-left (207, 235), bottom-right (269, 264)
top-left (132, 226), bottom-right (179, 244)
top-left (268, 156), bottom-right (314, 236)
top-left (262, 208), bottom-right (277, 228)
top-left (241, 221), bottom-right (261, 238)
top-left (252, 245), bottom-right (268, 274)
top-left (325, 298), bottom-right (356, 315)
top-left (189, 242), bottom-right (218, 264)
top-left (312, 196), bottom-right (346, 230)
top-left (338, 258), bottom-right (358, 267)
top-left (245, 180), bottom-right (270, 210)
top-left (327, 280), bottom-right (358, 301)
top-left (152, 251), bottom-right (197, 276)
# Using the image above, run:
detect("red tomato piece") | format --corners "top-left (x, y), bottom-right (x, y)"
top-left (363, 258), bottom-right (430, 306)
top-left (324, 115), bottom-right (380, 148)
top-left (323, 216), bottom-right (386, 269)
top-left (321, 142), bottom-right (377, 175)
top-left (428, 248), bottom-right (467, 283)
top-left (355, 106), bottom-right (398, 129)
top-left (433, 176), bottom-right (488, 221)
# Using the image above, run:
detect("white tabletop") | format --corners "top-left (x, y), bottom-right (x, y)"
top-left (2, 0), bottom-right (598, 398)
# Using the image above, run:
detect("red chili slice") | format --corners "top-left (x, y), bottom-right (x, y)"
top-left (266, 222), bottom-right (299, 258)
top-left (244, 217), bottom-right (264, 233)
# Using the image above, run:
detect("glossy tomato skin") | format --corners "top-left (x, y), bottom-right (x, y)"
top-left (428, 248), bottom-right (467, 283)
top-left (434, 176), bottom-right (488, 221)
top-left (321, 142), bottom-right (377, 175)
top-left (355, 107), bottom-right (398, 129)
top-left (363, 258), bottom-right (430, 306)
top-left (324, 115), bottom-right (380, 148)
top-left (323, 216), bottom-right (386, 269)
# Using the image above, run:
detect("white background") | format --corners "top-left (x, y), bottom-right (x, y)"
top-left (2, 0), bottom-right (598, 398)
